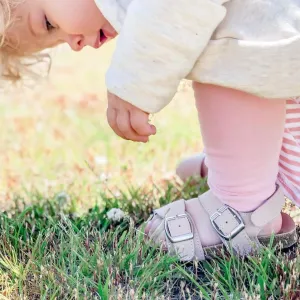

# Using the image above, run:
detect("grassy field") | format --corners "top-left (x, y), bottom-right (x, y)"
top-left (0, 43), bottom-right (299, 299)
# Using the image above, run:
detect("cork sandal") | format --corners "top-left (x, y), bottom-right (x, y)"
top-left (146, 186), bottom-right (297, 261)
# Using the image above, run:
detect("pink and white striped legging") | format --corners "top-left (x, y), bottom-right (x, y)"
top-left (277, 98), bottom-right (300, 204)
top-left (194, 83), bottom-right (300, 212)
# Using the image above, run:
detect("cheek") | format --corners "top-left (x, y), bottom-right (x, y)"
top-left (58, 1), bottom-right (105, 34)
top-left (69, 17), bottom-right (103, 33)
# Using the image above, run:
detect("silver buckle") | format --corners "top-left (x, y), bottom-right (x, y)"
top-left (164, 214), bottom-right (194, 243)
top-left (210, 206), bottom-right (245, 241)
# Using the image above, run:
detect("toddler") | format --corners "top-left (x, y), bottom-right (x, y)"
top-left (1, 0), bottom-right (298, 261)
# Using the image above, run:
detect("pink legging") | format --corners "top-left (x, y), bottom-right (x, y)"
top-left (194, 83), bottom-right (286, 212)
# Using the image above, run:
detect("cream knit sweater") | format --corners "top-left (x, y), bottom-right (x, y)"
top-left (95, 0), bottom-right (300, 113)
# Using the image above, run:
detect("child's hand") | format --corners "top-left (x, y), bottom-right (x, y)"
top-left (107, 92), bottom-right (156, 143)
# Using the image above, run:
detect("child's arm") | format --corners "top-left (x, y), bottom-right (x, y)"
top-left (106, 0), bottom-right (228, 114)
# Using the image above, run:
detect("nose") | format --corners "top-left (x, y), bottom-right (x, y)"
top-left (66, 34), bottom-right (85, 52)
top-left (66, 34), bottom-right (98, 51)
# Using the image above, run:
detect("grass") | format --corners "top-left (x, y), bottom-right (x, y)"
top-left (0, 44), bottom-right (201, 208)
top-left (0, 181), bottom-right (298, 299)
top-left (0, 44), bottom-right (299, 299)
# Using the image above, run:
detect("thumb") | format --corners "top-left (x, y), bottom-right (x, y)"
top-left (130, 109), bottom-right (156, 136)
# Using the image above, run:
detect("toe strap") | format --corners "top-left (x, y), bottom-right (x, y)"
top-left (154, 199), bottom-right (205, 261)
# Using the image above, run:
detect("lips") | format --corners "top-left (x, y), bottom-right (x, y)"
top-left (102, 28), bottom-right (117, 39)
top-left (93, 28), bottom-right (117, 49)
top-left (100, 29), bottom-right (108, 43)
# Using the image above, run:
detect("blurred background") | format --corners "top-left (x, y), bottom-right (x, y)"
top-left (0, 42), bottom-right (203, 211)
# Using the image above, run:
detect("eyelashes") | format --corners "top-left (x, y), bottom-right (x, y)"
top-left (45, 16), bottom-right (55, 32)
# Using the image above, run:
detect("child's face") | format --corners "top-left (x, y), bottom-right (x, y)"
top-left (7, 0), bottom-right (117, 53)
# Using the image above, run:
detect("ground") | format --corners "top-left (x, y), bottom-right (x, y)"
top-left (0, 43), bottom-right (299, 299)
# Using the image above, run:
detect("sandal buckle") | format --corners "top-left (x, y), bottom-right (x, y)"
top-left (164, 214), bottom-right (194, 243)
top-left (210, 206), bottom-right (245, 241)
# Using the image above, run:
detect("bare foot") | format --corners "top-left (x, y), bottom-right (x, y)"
top-left (176, 153), bottom-right (208, 181)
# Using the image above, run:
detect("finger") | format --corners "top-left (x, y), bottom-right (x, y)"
top-left (130, 109), bottom-right (157, 136)
top-left (106, 107), bottom-right (127, 140)
top-left (117, 110), bottom-right (149, 142)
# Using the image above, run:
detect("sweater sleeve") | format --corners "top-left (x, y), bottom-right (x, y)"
top-left (106, 0), bottom-right (227, 113)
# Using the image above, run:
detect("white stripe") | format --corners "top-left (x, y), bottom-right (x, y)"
top-left (279, 98), bottom-right (300, 205)
top-left (285, 121), bottom-right (300, 129)
top-left (281, 143), bottom-right (300, 153)
top-left (279, 159), bottom-right (300, 172)
top-left (283, 132), bottom-right (300, 143)
top-left (285, 103), bottom-right (300, 110)
top-left (283, 131), bottom-right (296, 138)
top-left (279, 165), bottom-right (300, 180)
top-left (278, 174), bottom-right (300, 203)
top-left (283, 131), bottom-right (300, 140)
top-left (279, 167), bottom-right (300, 182)
top-left (286, 104), bottom-right (300, 109)
top-left (284, 130), bottom-right (300, 136)
top-left (285, 112), bottom-right (300, 119)
top-left (280, 149), bottom-right (300, 162)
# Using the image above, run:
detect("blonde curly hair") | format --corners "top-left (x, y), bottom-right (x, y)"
top-left (0, 0), bottom-right (50, 83)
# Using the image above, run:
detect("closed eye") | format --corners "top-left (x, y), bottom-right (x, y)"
top-left (45, 16), bottom-right (55, 32)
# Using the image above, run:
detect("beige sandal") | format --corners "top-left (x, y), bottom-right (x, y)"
top-left (147, 186), bottom-right (297, 261)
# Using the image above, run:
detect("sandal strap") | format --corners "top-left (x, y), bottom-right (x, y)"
top-left (249, 185), bottom-right (285, 227)
top-left (155, 199), bottom-right (205, 261)
top-left (199, 185), bottom-right (285, 256)
top-left (200, 193), bottom-right (259, 255)
top-left (153, 186), bottom-right (284, 260)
